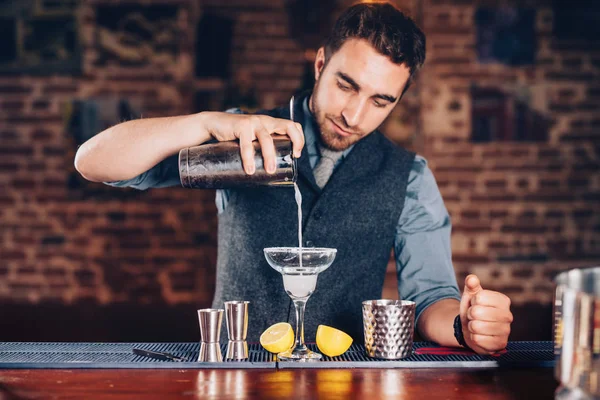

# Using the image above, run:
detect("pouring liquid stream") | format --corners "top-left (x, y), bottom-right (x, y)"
top-left (294, 182), bottom-right (303, 269)
top-left (290, 95), bottom-right (303, 270)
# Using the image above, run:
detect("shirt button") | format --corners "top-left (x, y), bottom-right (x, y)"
top-left (305, 240), bottom-right (314, 247)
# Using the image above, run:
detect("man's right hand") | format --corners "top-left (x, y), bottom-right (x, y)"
top-left (200, 112), bottom-right (305, 175)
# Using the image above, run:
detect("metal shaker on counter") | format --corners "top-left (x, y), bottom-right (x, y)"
top-left (553, 267), bottom-right (600, 400)
top-left (179, 138), bottom-right (297, 189)
top-left (362, 299), bottom-right (416, 359)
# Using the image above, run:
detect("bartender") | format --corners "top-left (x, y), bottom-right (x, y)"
top-left (74, 3), bottom-right (512, 354)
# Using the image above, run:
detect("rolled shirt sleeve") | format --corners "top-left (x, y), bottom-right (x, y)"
top-left (104, 154), bottom-right (181, 190)
top-left (395, 155), bottom-right (461, 326)
top-left (105, 108), bottom-right (247, 191)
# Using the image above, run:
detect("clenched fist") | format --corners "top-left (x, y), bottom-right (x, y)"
top-left (460, 274), bottom-right (513, 355)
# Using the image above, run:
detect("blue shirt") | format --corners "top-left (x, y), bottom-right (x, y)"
top-left (106, 98), bottom-right (461, 324)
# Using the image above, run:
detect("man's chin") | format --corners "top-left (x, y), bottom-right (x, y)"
top-left (321, 132), bottom-right (358, 151)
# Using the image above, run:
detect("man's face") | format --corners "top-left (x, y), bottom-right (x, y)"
top-left (309, 39), bottom-right (411, 151)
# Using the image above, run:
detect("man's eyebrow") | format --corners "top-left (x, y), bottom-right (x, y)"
top-left (336, 72), bottom-right (360, 91)
top-left (336, 72), bottom-right (397, 103)
top-left (373, 93), bottom-right (397, 103)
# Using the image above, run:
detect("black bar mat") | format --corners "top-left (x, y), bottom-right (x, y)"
top-left (278, 341), bottom-right (554, 369)
top-left (0, 341), bottom-right (553, 369)
top-left (0, 342), bottom-right (275, 369)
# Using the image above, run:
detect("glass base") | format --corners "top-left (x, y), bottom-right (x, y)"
top-left (278, 348), bottom-right (322, 362)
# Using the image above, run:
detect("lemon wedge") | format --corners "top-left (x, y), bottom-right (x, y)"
top-left (260, 322), bottom-right (294, 354)
top-left (316, 325), bottom-right (353, 357)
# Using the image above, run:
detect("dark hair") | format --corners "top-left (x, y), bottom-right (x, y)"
top-left (324, 2), bottom-right (426, 96)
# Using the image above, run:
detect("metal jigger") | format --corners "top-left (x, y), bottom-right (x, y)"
top-left (197, 308), bottom-right (224, 362)
top-left (224, 301), bottom-right (249, 360)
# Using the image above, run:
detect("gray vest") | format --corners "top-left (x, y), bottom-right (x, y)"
top-left (212, 94), bottom-right (415, 342)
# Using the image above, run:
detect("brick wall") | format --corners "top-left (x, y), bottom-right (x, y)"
top-left (0, 0), bottom-right (598, 337)
top-left (410, 0), bottom-right (600, 306)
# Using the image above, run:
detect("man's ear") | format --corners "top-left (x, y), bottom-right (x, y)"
top-left (314, 47), bottom-right (326, 80)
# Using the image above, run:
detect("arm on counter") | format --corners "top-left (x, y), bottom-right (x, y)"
top-left (394, 156), bottom-right (462, 347)
top-left (395, 157), bottom-right (513, 354)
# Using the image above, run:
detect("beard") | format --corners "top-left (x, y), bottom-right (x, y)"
top-left (309, 80), bottom-right (366, 152)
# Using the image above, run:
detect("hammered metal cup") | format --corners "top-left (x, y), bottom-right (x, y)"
top-left (362, 299), bottom-right (416, 359)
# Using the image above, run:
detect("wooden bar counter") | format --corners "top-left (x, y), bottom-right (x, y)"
top-left (0, 367), bottom-right (557, 399)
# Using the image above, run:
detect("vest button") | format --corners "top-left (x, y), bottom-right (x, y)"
top-left (305, 240), bottom-right (314, 247)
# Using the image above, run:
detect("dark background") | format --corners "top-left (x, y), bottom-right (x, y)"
top-left (0, 0), bottom-right (598, 343)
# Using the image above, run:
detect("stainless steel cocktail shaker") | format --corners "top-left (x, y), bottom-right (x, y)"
top-left (179, 138), bottom-right (297, 189)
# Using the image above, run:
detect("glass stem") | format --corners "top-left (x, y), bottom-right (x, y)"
top-left (293, 299), bottom-right (308, 352)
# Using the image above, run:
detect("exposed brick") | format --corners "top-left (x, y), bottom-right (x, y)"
top-left (498, 285), bottom-right (525, 296)
top-left (501, 225), bottom-right (547, 234)
top-left (588, 88), bottom-right (600, 98)
top-left (452, 254), bottom-right (490, 263)
top-left (44, 268), bottom-right (67, 278)
top-left (0, 1), bottom-right (595, 312)
top-left (14, 234), bottom-right (36, 246)
top-left (488, 241), bottom-right (508, 250)
top-left (452, 223), bottom-right (491, 233)
top-left (32, 99), bottom-right (50, 110)
top-left (471, 194), bottom-right (517, 202)
top-left (43, 84), bottom-right (78, 94)
top-left (524, 192), bottom-right (575, 202)
top-left (562, 57), bottom-right (583, 68)
top-left (107, 212), bottom-right (126, 222)
top-left (567, 178), bottom-right (589, 188)
top-left (5, 115), bottom-right (63, 124)
top-left (0, 250), bottom-right (26, 260)
top-left (573, 163), bottom-right (600, 172)
top-left (546, 72), bottom-right (595, 81)
top-left (41, 236), bottom-right (66, 246)
top-left (544, 210), bottom-right (564, 219)
top-left (489, 210), bottom-right (509, 218)
top-left (572, 209), bottom-right (594, 220)
top-left (43, 146), bottom-right (66, 157)
top-left (557, 89), bottom-right (576, 99)
top-left (0, 162), bottom-right (19, 172)
top-left (512, 269), bottom-right (534, 278)
top-left (0, 195), bottom-right (15, 206)
top-left (12, 179), bottom-right (36, 190)
top-left (485, 180), bottom-right (507, 189)
top-left (539, 179), bottom-right (561, 189)
top-left (31, 129), bottom-right (54, 140)
top-left (457, 180), bottom-right (476, 188)
top-left (0, 130), bottom-right (19, 140)
top-left (75, 270), bottom-right (96, 287)
top-left (10, 283), bottom-right (42, 291)
top-left (538, 149), bottom-right (561, 159)
top-left (430, 57), bottom-right (472, 65)
top-left (2, 100), bottom-right (26, 111)
top-left (0, 85), bottom-right (32, 94)
top-left (0, 145), bottom-right (33, 156)
top-left (461, 210), bottom-right (480, 219)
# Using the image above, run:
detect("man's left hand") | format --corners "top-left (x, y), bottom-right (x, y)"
top-left (459, 274), bottom-right (513, 355)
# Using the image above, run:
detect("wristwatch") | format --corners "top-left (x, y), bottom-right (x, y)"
top-left (453, 314), bottom-right (471, 350)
